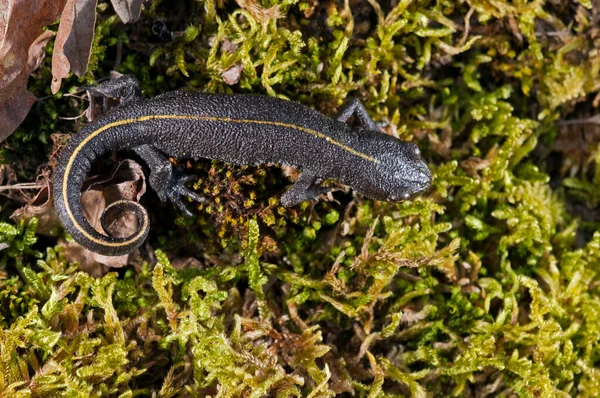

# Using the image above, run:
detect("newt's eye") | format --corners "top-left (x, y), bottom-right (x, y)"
top-left (414, 147), bottom-right (420, 155)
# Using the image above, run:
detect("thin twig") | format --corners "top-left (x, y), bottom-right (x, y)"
top-left (557, 115), bottom-right (600, 126)
top-left (57, 109), bottom-right (88, 121)
top-left (0, 183), bottom-right (45, 192)
top-left (534, 30), bottom-right (571, 37)
top-left (115, 38), bottom-right (123, 69)
top-left (459, 7), bottom-right (475, 46)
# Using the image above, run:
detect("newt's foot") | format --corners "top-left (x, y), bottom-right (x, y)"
top-left (280, 185), bottom-right (331, 207)
top-left (167, 169), bottom-right (206, 217)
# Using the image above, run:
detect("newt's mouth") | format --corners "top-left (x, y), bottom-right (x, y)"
top-left (412, 168), bottom-right (433, 189)
top-left (394, 173), bottom-right (432, 201)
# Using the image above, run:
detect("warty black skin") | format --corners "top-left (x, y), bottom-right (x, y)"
top-left (53, 76), bottom-right (432, 256)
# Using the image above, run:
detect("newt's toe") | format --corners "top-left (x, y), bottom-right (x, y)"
top-left (167, 170), bottom-right (206, 216)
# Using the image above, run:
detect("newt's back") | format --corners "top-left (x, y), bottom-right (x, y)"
top-left (127, 91), bottom-right (378, 179)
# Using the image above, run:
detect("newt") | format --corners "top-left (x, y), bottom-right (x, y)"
top-left (53, 75), bottom-right (432, 256)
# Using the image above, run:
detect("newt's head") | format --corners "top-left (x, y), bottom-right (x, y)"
top-left (356, 137), bottom-right (432, 202)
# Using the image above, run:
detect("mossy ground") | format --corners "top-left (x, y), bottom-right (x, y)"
top-left (2, 0), bottom-right (600, 396)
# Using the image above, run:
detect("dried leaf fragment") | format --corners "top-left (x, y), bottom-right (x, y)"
top-left (11, 174), bottom-right (62, 236)
top-left (235, 0), bottom-right (282, 23)
top-left (51, 0), bottom-right (99, 94)
top-left (110, 0), bottom-right (143, 23)
top-left (221, 63), bottom-right (243, 85)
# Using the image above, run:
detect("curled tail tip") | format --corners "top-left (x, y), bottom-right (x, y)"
top-left (58, 195), bottom-right (150, 257)
top-left (93, 200), bottom-right (150, 256)
top-left (101, 200), bottom-right (149, 238)
top-left (52, 143), bottom-right (150, 257)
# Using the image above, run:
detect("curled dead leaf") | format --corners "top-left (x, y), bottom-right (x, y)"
top-left (10, 159), bottom-right (147, 271)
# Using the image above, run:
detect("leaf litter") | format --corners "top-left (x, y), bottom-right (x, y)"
top-left (0, 0), bottom-right (145, 140)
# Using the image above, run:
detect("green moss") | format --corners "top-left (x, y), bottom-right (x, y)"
top-left (2, 0), bottom-right (600, 396)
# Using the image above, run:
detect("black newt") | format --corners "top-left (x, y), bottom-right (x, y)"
top-left (53, 75), bottom-right (432, 256)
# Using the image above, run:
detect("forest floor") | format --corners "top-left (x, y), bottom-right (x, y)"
top-left (1, 0), bottom-right (600, 396)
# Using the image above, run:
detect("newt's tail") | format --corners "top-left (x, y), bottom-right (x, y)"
top-left (53, 138), bottom-right (149, 256)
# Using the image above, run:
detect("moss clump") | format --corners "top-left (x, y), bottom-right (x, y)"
top-left (2, 0), bottom-right (600, 396)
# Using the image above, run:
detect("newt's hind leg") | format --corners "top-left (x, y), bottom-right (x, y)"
top-left (134, 145), bottom-right (206, 217)
top-left (280, 172), bottom-right (331, 207)
top-left (86, 75), bottom-right (142, 104)
top-left (335, 98), bottom-right (379, 130)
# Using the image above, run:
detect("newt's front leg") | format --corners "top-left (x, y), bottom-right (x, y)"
top-left (134, 145), bottom-right (206, 216)
top-left (280, 172), bottom-right (331, 207)
top-left (335, 98), bottom-right (379, 130)
top-left (86, 75), bottom-right (142, 104)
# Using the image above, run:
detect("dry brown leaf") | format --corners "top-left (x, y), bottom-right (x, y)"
top-left (460, 156), bottom-right (492, 178)
top-left (110, 0), bottom-right (143, 23)
top-left (0, 164), bottom-right (17, 187)
top-left (235, 0), bottom-right (282, 23)
top-left (221, 37), bottom-right (239, 53)
top-left (171, 257), bottom-right (204, 270)
top-left (0, 0), bottom-right (67, 142)
top-left (221, 63), bottom-right (243, 85)
top-left (51, 0), bottom-right (98, 94)
top-left (11, 159), bottom-right (146, 271)
top-left (11, 174), bottom-right (62, 236)
top-left (1, 0), bottom-right (146, 137)
top-left (61, 159), bottom-right (147, 270)
top-left (555, 123), bottom-right (600, 176)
